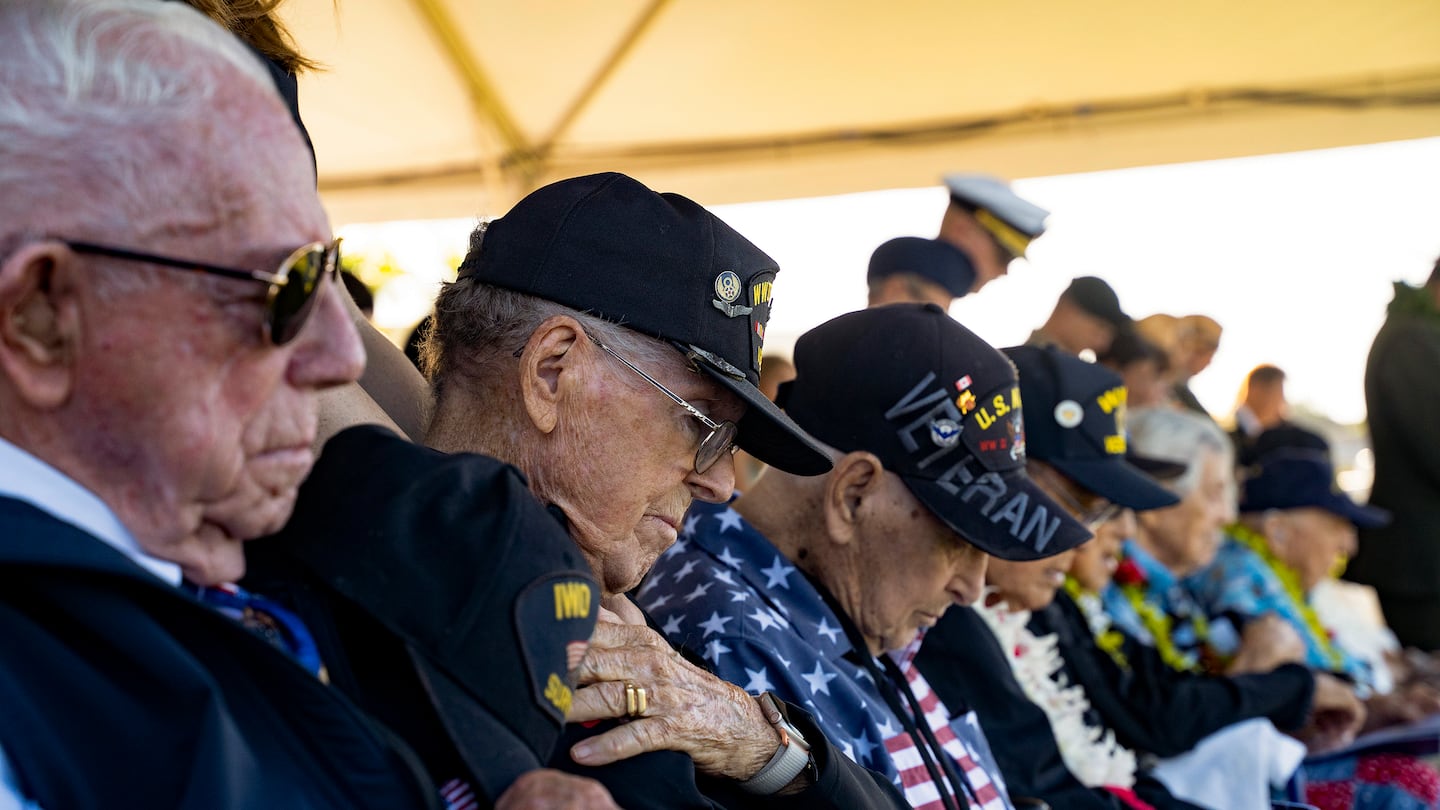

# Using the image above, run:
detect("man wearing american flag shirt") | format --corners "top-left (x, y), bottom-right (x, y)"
top-left (641, 304), bottom-right (1094, 810)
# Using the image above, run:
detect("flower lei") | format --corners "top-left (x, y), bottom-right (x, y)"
top-left (1225, 522), bottom-right (1347, 671)
top-left (973, 593), bottom-right (1137, 789)
top-left (1063, 577), bottom-right (1129, 670)
top-left (1112, 557), bottom-right (1208, 674)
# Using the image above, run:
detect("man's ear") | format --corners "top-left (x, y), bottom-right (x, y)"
top-left (1261, 510), bottom-right (1290, 556)
top-left (0, 242), bottom-right (80, 410)
top-left (823, 451), bottom-right (887, 545)
top-left (516, 315), bottom-right (584, 435)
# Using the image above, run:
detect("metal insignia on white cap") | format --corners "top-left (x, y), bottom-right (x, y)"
top-left (1054, 400), bottom-right (1084, 428)
top-left (714, 271), bottom-right (742, 303)
top-left (929, 418), bottom-right (962, 448)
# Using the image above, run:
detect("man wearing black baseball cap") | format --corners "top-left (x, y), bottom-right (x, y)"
top-left (866, 236), bottom-right (977, 309)
top-left (913, 345), bottom-right (1205, 809)
top-left (641, 304), bottom-right (1092, 810)
top-left (940, 173), bottom-right (1050, 294)
top-left (250, 173), bottom-right (923, 808)
top-left (1028, 276), bottom-right (1134, 358)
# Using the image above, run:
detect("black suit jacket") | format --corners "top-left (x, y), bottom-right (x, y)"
top-left (1030, 592), bottom-right (1314, 759)
top-left (0, 495), bottom-right (435, 810)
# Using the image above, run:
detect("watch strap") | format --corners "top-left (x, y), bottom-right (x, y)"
top-left (738, 693), bottom-right (813, 795)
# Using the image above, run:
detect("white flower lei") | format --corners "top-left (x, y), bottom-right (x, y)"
top-left (972, 593), bottom-right (1137, 789)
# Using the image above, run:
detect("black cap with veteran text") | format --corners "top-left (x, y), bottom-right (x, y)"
top-left (457, 172), bottom-right (831, 476)
top-left (1004, 345), bottom-right (1177, 510)
top-left (777, 304), bottom-right (1092, 560)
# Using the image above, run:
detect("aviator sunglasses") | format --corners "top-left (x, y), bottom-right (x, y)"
top-left (63, 238), bottom-right (342, 345)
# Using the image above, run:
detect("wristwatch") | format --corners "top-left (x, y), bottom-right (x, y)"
top-left (738, 692), bottom-right (815, 795)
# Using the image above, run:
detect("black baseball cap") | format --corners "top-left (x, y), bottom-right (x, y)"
top-left (777, 304), bottom-right (1091, 560)
top-left (1004, 345), bottom-right (1178, 511)
top-left (457, 172), bottom-right (831, 476)
top-left (1241, 448), bottom-right (1390, 529)
top-left (1060, 276), bottom-right (1132, 331)
top-left (867, 237), bottom-right (977, 298)
top-left (245, 426), bottom-right (599, 802)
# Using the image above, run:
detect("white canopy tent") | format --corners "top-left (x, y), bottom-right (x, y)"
top-left (282, 0), bottom-right (1440, 226)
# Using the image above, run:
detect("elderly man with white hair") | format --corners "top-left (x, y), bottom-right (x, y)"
top-left (0, 2), bottom-right (455, 807)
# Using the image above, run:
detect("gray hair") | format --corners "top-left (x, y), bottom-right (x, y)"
top-left (423, 222), bottom-right (678, 403)
top-left (1128, 407), bottom-right (1233, 496)
top-left (0, 0), bottom-right (273, 271)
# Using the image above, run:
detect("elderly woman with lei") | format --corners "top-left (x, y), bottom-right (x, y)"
top-left (1113, 412), bottom-right (1440, 810)
top-left (1181, 428), bottom-right (1440, 810)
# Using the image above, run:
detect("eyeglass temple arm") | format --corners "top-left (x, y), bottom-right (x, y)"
top-left (64, 240), bottom-right (283, 284)
top-left (586, 334), bottom-right (720, 428)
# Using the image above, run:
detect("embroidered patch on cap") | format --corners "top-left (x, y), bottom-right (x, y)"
top-left (1054, 400), bottom-right (1084, 428)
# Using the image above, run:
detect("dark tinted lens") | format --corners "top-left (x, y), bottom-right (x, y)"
top-left (695, 420), bottom-right (739, 474)
top-left (270, 245), bottom-right (329, 344)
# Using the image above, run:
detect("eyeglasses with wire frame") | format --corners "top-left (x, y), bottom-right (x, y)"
top-left (585, 331), bottom-right (739, 475)
top-left (1030, 461), bottom-right (1123, 530)
top-left (62, 238), bottom-right (342, 345)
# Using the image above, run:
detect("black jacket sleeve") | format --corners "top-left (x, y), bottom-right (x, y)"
top-left (916, 607), bottom-right (1124, 809)
top-left (1031, 593), bottom-right (1315, 759)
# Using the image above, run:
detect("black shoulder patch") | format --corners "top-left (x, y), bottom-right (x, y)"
top-left (513, 573), bottom-right (597, 724)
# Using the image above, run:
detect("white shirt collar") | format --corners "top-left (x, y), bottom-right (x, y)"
top-left (0, 436), bottom-right (182, 586)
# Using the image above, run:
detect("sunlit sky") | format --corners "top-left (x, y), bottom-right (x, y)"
top-left (338, 136), bottom-right (1440, 427)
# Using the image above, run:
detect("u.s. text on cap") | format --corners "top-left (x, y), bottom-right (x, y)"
top-left (455, 172), bottom-right (830, 476)
top-left (1003, 345), bottom-right (1178, 511)
top-left (778, 303), bottom-right (1091, 561)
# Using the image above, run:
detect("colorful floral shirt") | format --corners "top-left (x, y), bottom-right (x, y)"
top-left (1182, 531), bottom-right (1370, 688)
top-left (1101, 539), bottom-right (1241, 673)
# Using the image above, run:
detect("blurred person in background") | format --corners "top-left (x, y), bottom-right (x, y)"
top-left (1347, 255), bottom-right (1440, 652)
top-left (938, 174), bottom-right (1049, 295)
top-left (1098, 329), bottom-right (1174, 409)
top-left (1026, 276), bottom-right (1133, 358)
top-left (1170, 315), bottom-right (1222, 417)
top-left (1227, 364), bottom-right (1289, 458)
top-left (866, 236), bottom-right (977, 309)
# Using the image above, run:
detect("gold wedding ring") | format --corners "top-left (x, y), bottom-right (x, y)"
top-left (624, 682), bottom-right (648, 718)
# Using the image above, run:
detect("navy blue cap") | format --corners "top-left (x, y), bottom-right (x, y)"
top-left (1241, 448), bottom-right (1391, 529)
top-left (458, 172), bottom-right (830, 476)
top-left (777, 304), bottom-right (1091, 561)
top-left (1061, 276), bottom-right (1132, 331)
top-left (1004, 345), bottom-right (1179, 511)
top-left (867, 237), bottom-right (976, 298)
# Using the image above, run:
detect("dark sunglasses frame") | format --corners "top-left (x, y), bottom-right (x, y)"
top-left (63, 238), bottom-right (341, 345)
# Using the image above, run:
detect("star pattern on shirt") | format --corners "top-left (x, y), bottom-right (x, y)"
top-left (729, 589), bottom-right (750, 603)
top-left (760, 556), bottom-right (796, 590)
top-left (801, 661), bottom-right (838, 695)
top-left (815, 617), bottom-right (842, 645)
top-left (716, 546), bottom-right (744, 569)
top-left (743, 666), bottom-right (775, 694)
top-left (681, 513), bottom-right (701, 539)
top-left (660, 538), bottom-right (689, 560)
top-left (852, 729), bottom-right (878, 764)
top-left (698, 611), bottom-right (733, 637)
top-left (750, 607), bottom-right (784, 632)
top-left (661, 614), bottom-right (684, 636)
top-left (671, 559), bottom-right (698, 583)
top-left (713, 508), bottom-right (745, 533)
top-left (703, 638), bottom-right (731, 664)
top-left (643, 593), bottom-right (671, 612)
top-left (710, 566), bottom-right (737, 586)
top-left (683, 582), bottom-right (711, 603)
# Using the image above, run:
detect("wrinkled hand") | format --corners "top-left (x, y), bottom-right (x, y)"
top-left (1226, 614), bottom-right (1305, 675)
top-left (494, 769), bottom-right (621, 810)
top-left (1364, 682), bottom-right (1440, 731)
top-left (566, 620), bottom-right (779, 781)
top-left (1296, 672), bottom-right (1366, 753)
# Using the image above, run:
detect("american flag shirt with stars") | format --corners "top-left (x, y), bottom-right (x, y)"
top-left (639, 500), bottom-right (1013, 810)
